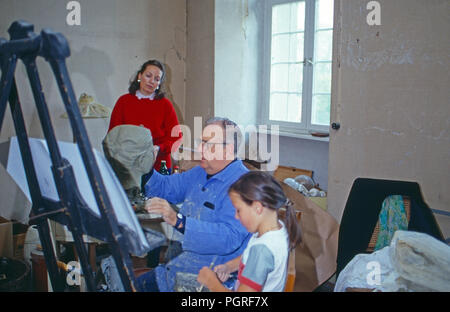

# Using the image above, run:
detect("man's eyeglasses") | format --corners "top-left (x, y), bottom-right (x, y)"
top-left (194, 138), bottom-right (228, 150)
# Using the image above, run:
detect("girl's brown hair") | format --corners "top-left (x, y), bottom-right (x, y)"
top-left (229, 171), bottom-right (302, 250)
top-left (128, 59), bottom-right (166, 99)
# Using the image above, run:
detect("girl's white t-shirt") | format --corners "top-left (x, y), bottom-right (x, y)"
top-left (236, 221), bottom-right (289, 292)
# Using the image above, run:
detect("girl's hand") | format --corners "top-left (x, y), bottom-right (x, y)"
top-left (214, 264), bottom-right (232, 282)
top-left (197, 266), bottom-right (218, 288)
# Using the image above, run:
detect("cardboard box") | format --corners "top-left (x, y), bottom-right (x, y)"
top-left (49, 220), bottom-right (102, 243)
top-left (13, 222), bottom-right (29, 260)
top-left (273, 165), bottom-right (313, 181)
top-left (273, 165), bottom-right (328, 211)
top-left (13, 233), bottom-right (27, 260)
top-left (0, 217), bottom-right (13, 258)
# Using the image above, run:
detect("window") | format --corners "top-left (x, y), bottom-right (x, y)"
top-left (262, 0), bottom-right (334, 136)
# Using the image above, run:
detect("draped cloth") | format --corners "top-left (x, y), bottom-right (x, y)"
top-left (374, 195), bottom-right (408, 251)
top-left (102, 125), bottom-right (155, 205)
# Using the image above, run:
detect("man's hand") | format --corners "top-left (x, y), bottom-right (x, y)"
top-left (145, 197), bottom-right (177, 226)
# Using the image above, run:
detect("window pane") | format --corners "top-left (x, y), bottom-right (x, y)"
top-left (288, 63), bottom-right (303, 93)
top-left (311, 1), bottom-right (333, 129)
top-left (272, 4), bottom-right (291, 34)
top-left (273, 1), bottom-right (306, 33)
top-left (316, 0), bottom-right (334, 30)
top-left (311, 94), bottom-right (331, 125)
top-left (271, 34), bottom-right (290, 63)
top-left (271, 64), bottom-right (289, 92)
top-left (287, 93), bottom-right (302, 122)
top-left (270, 93), bottom-right (302, 123)
top-left (268, 1), bottom-right (331, 128)
top-left (269, 93), bottom-right (288, 121)
top-left (291, 1), bottom-right (305, 32)
top-left (289, 33), bottom-right (304, 62)
top-left (272, 33), bottom-right (304, 64)
top-left (314, 30), bottom-right (333, 61)
top-left (313, 62), bottom-right (332, 94)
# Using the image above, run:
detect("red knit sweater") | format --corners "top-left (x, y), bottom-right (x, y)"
top-left (108, 93), bottom-right (182, 171)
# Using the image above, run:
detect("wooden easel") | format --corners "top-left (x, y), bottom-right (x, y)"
top-left (0, 20), bottom-right (137, 292)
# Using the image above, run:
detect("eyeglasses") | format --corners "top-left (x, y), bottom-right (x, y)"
top-left (194, 138), bottom-right (228, 150)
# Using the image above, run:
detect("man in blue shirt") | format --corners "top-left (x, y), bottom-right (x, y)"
top-left (137, 117), bottom-right (251, 292)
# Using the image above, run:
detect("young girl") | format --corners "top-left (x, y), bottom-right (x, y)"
top-left (197, 171), bottom-right (302, 292)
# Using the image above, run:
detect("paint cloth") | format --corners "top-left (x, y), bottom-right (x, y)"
top-left (102, 125), bottom-right (155, 208)
top-left (374, 195), bottom-right (408, 251)
top-left (108, 93), bottom-right (181, 171)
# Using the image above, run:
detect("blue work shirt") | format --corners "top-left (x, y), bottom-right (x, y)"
top-left (144, 159), bottom-right (251, 291)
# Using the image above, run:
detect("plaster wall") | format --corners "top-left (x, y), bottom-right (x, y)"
top-left (0, 0), bottom-right (186, 222)
top-left (328, 0), bottom-right (450, 237)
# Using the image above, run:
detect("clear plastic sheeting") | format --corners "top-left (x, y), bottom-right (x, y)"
top-left (294, 175), bottom-right (315, 190)
top-left (284, 176), bottom-right (326, 197)
top-left (335, 231), bottom-right (450, 292)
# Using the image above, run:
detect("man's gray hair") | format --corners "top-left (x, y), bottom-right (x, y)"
top-left (205, 117), bottom-right (243, 156)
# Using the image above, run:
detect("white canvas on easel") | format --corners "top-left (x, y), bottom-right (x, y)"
top-left (5, 136), bottom-right (151, 256)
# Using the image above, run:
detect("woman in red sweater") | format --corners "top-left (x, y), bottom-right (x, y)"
top-left (108, 60), bottom-right (182, 173)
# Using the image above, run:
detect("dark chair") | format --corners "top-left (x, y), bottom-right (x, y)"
top-left (336, 178), bottom-right (445, 279)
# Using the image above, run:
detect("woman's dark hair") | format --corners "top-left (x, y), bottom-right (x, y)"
top-left (128, 59), bottom-right (166, 99)
top-left (229, 171), bottom-right (302, 250)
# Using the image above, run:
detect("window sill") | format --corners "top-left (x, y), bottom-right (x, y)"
top-left (258, 127), bottom-right (330, 143)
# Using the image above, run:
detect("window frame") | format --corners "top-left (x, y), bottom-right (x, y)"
top-left (261, 0), bottom-right (332, 136)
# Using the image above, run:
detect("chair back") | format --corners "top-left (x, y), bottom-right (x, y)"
top-left (336, 178), bottom-right (444, 278)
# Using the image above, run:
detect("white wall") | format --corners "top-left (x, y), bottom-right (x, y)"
top-left (0, 0), bottom-right (186, 222)
top-left (185, 0), bottom-right (215, 131)
top-left (328, 0), bottom-right (450, 237)
top-left (279, 136), bottom-right (329, 189)
top-left (214, 0), bottom-right (262, 127)
top-left (1, 0), bottom-right (186, 149)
